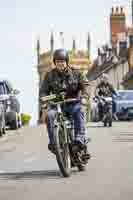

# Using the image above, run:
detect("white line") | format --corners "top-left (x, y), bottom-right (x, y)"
top-left (24, 157), bottom-right (37, 163)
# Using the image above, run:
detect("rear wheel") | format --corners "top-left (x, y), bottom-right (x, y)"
top-left (108, 109), bottom-right (112, 127)
top-left (109, 121), bottom-right (112, 127)
top-left (77, 164), bottom-right (86, 171)
top-left (54, 124), bottom-right (71, 177)
top-left (103, 119), bottom-right (107, 127)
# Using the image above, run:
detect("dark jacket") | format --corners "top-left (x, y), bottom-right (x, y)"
top-left (96, 81), bottom-right (117, 97)
top-left (39, 67), bottom-right (88, 99)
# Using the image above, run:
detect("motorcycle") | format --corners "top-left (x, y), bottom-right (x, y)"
top-left (94, 96), bottom-right (113, 127)
top-left (41, 93), bottom-right (90, 177)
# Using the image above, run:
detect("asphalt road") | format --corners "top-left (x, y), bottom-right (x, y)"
top-left (0, 122), bottom-right (133, 200)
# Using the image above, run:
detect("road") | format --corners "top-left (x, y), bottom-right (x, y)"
top-left (0, 122), bottom-right (133, 200)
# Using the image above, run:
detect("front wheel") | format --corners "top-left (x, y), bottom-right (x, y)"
top-left (77, 164), bottom-right (86, 171)
top-left (54, 124), bottom-right (71, 177)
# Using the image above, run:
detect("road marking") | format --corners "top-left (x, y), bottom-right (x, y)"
top-left (24, 157), bottom-right (37, 163)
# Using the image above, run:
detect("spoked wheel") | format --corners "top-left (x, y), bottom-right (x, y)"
top-left (77, 164), bottom-right (86, 171)
top-left (54, 124), bottom-right (71, 177)
top-left (76, 151), bottom-right (87, 172)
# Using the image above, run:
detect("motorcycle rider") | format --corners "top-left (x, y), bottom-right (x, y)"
top-left (39, 48), bottom-right (90, 157)
top-left (95, 73), bottom-right (117, 121)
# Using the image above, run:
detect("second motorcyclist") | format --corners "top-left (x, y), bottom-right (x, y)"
top-left (95, 73), bottom-right (117, 121)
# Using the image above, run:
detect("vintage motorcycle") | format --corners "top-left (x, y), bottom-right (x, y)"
top-left (94, 96), bottom-right (113, 127)
top-left (41, 93), bottom-right (90, 177)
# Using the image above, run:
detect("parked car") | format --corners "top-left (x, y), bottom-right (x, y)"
top-left (113, 90), bottom-right (133, 120)
top-left (0, 79), bottom-right (21, 129)
top-left (0, 95), bottom-right (8, 136)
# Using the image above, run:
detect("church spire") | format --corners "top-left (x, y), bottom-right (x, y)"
top-left (50, 31), bottom-right (54, 53)
top-left (36, 36), bottom-right (40, 65)
top-left (59, 32), bottom-right (64, 48)
top-left (87, 32), bottom-right (91, 58)
top-left (72, 37), bottom-right (76, 55)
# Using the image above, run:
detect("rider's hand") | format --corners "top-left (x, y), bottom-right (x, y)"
top-left (81, 96), bottom-right (88, 105)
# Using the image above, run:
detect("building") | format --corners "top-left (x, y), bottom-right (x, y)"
top-left (87, 5), bottom-right (129, 96)
top-left (110, 6), bottom-right (126, 49)
top-left (121, 0), bottom-right (133, 89)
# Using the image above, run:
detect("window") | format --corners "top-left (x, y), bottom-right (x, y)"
top-left (118, 91), bottom-right (133, 101)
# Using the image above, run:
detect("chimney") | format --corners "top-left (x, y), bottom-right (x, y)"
top-left (116, 7), bottom-right (119, 14)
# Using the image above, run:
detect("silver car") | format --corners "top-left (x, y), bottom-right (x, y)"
top-left (0, 80), bottom-right (21, 129)
top-left (113, 90), bottom-right (133, 120)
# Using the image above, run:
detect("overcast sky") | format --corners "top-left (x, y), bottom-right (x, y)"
top-left (0, 0), bottom-right (131, 124)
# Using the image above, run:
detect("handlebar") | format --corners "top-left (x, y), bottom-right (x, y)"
top-left (40, 94), bottom-right (79, 106)
top-left (40, 94), bottom-right (57, 102)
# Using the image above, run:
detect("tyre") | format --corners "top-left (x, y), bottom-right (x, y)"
top-left (54, 124), bottom-right (71, 177)
top-left (77, 164), bottom-right (86, 171)
top-left (103, 119), bottom-right (107, 127)
top-left (10, 113), bottom-right (18, 130)
top-left (108, 109), bottom-right (112, 127)
top-left (109, 121), bottom-right (112, 127)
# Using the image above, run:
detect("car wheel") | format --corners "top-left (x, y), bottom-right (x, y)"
top-left (10, 113), bottom-right (18, 130)
top-left (18, 114), bottom-right (22, 128)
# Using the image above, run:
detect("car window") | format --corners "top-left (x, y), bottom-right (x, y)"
top-left (5, 83), bottom-right (11, 94)
top-left (117, 91), bottom-right (133, 101)
top-left (0, 83), bottom-right (7, 95)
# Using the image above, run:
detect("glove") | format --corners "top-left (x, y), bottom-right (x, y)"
top-left (81, 96), bottom-right (88, 105)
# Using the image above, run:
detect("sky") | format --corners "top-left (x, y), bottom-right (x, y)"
top-left (0, 0), bottom-right (131, 125)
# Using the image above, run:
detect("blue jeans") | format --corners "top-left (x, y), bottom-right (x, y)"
top-left (46, 102), bottom-right (86, 144)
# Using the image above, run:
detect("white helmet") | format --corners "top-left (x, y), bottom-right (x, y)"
top-left (100, 73), bottom-right (109, 82)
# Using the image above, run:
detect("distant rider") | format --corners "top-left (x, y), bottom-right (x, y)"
top-left (95, 73), bottom-right (117, 120)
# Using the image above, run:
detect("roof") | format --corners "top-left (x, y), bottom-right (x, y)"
top-left (87, 57), bottom-right (127, 81)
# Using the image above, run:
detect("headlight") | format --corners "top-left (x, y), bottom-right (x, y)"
top-left (81, 98), bottom-right (88, 105)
